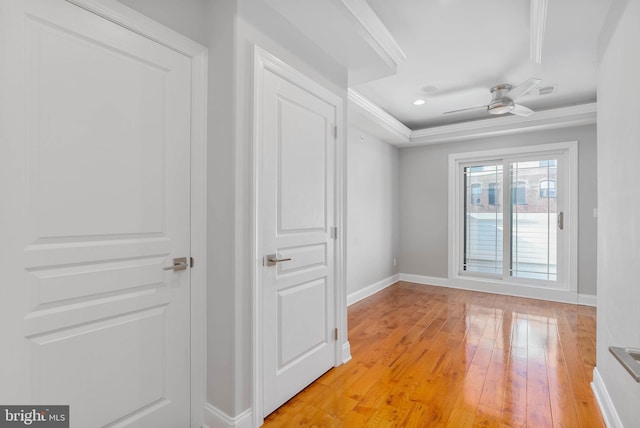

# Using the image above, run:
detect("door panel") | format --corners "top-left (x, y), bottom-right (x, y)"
top-left (261, 69), bottom-right (337, 416)
top-left (1, 1), bottom-right (192, 426)
top-left (31, 308), bottom-right (166, 424)
top-left (278, 278), bottom-right (328, 367)
top-left (277, 97), bottom-right (328, 232)
top-left (28, 15), bottom-right (166, 239)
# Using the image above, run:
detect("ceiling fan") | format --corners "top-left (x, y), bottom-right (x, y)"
top-left (443, 78), bottom-right (542, 117)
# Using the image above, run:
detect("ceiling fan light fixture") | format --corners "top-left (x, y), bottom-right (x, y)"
top-left (488, 98), bottom-right (515, 115)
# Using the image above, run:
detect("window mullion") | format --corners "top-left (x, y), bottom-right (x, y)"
top-left (502, 159), bottom-right (511, 280)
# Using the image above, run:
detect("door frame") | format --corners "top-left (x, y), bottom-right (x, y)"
top-left (61, 1), bottom-right (208, 426)
top-left (251, 46), bottom-right (348, 426)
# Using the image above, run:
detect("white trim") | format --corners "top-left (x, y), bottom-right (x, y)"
top-left (177, 26), bottom-right (208, 428)
top-left (578, 294), bottom-right (597, 307)
top-left (65, 0), bottom-right (204, 56)
top-left (530, 0), bottom-right (548, 64)
top-left (203, 404), bottom-right (252, 428)
top-left (592, 367), bottom-right (624, 428)
top-left (342, 341), bottom-right (352, 364)
top-left (399, 274), bottom-right (581, 304)
top-left (64, 2), bottom-right (209, 427)
top-left (189, 48), bottom-right (209, 428)
top-left (340, 0), bottom-right (407, 66)
top-left (347, 274), bottom-right (399, 306)
top-left (399, 273), bottom-right (450, 288)
top-left (336, 102), bottom-right (350, 367)
top-left (348, 89), bottom-right (411, 143)
top-left (348, 97), bottom-right (596, 147)
top-left (252, 46), bottom-right (347, 428)
top-left (409, 103), bottom-right (596, 146)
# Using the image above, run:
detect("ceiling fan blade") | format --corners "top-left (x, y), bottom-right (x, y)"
top-left (508, 78), bottom-right (542, 100)
top-left (511, 104), bottom-right (535, 117)
top-left (442, 105), bottom-right (488, 115)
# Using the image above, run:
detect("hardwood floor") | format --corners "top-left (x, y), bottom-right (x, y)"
top-left (263, 281), bottom-right (604, 427)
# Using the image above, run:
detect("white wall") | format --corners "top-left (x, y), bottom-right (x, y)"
top-left (399, 125), bottom-right (598, 296)
top-left (347, 126), bottom-right (400, 298)
top-left (595, 0), bottom-right (640, 425)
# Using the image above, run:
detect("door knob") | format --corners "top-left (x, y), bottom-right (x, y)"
top-left (163, 257), bottom-right (188, 271)
top-left (264, 254), bottom-right (292, 267)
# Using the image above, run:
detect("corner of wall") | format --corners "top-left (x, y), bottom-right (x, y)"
top-left (578, 293), bottom-right (597, 307)
top-left (591, 367), bottom-right (624, 428)
top-left (203, 403), bottom-right (253, 428)
top-left (346, 273), bottom-right (399, 306)
top-left (342, 341), bottom-right (352, 364)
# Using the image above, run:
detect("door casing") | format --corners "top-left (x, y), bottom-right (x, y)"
top-left (251, 45), bottom-right (349, 427)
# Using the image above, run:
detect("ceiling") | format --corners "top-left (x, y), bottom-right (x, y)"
top-left (262, 0), bottom-right (610, 136)
top-left (353, 0), bottom-right (611, 129)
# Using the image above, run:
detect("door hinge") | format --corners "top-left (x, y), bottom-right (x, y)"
top-left (333, 125), bottom-right (338, 139)
top-left (330, 226), bottom-right (338, 240)
top-left (334, 328), bottom-right (338, 341)
top-left (190, 257), bottom-right (194, 268)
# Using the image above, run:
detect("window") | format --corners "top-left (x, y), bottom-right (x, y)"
top-left (470, 183), bottom-right (482, 205)
top-left (540, 179), bottom-right (556, 198)
top-left (450, 142), bottom-right (577, 292)
top-left (463, 165), bottom-right (502, 275)
top-left (511, 180), bottom-right (527, 205)
top-left (488, 182), bottom-right (499, 205)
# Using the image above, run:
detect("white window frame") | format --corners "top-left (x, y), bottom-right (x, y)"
top-left (448, 142), bottom-right (578, 299)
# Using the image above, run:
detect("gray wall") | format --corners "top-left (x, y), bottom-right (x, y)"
top-left (399, 125), bottom-right (598, 296)
top-left (596, 0), bottom-right (640, 424)
top-left (117, 0), bottom-right (208, 46)
top-left (347, 126), bottom-right (400, 295)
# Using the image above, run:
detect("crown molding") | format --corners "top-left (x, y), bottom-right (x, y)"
top-left (341, 0), bottom-right (407, 66)
top-left (348, 95), bottom-right (596, 147)
top-left (348, 93), bottom-right (596, 148)
top-left (530, 0), bottom-right (548, 64)
top-left (66, 0), bottom-right (205, 56)
top-left (261, 0), bottom-right (406, 85)
top-left (348, 89), bottom-right (411, 143)
top-left (407, 103), bottom-right (596, 146)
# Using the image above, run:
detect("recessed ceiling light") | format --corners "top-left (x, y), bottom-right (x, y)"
top-left (413, 99), bottom-right (426, 106)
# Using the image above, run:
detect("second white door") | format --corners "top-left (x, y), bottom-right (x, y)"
top-left (259, 65), bottom-right (339, 416)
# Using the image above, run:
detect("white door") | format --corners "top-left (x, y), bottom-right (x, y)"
top-left (260, 67), bottom-right (338, 416)
top-left (0, 1), bottom-right (192, 426)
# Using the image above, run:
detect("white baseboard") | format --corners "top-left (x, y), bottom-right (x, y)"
top-left (399, 273), bottom-right (449, 288)
top-left (398, 273), bottom-right (582, 305)
top-left (203, 404), bottom-right (252, 428)
top-left (591, 367), bottom-right (623, 428)
top-left (347, 273), bottom-right (399, 306)
top-left (578, 293), bottom-right (598, 307)
top-left (342, 341), bottom-right (352, 364)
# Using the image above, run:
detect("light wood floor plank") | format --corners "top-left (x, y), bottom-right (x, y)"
top-left (263, 282), bottom-right (604, 427)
